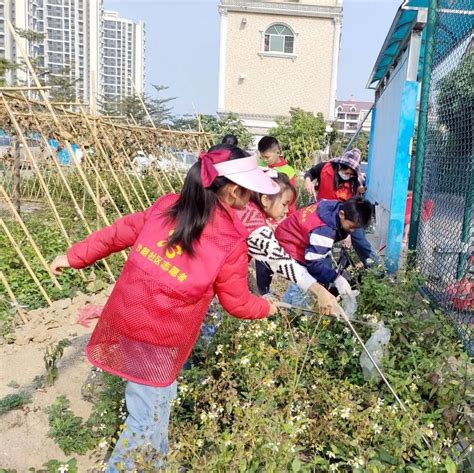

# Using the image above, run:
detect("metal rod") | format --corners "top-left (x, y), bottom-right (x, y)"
top-left (275, 302), bottom-right (377, 328)
top-left (276, 300), bottom-right (431, 449)
top-left (408, 0), bottom-right (438, 253)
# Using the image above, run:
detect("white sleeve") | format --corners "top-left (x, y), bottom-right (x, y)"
top-left (247, 226), bottom-right (317, 292)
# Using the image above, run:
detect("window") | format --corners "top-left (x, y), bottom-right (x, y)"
top-left (264, 24), bottom-right (294, 54)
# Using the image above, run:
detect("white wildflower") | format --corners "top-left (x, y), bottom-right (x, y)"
top-left (58, 465), bottom-right (69, 473)
top-left (215, 344), bottom-right (224, 355)
top-left (352, 457), bottom-right (365, 467)
top-left (240, 356), bottom-right (251, 365)
top-left (196, 439), bottom-right (204, 448)
top-left (179, 384), bottom-right (189, 394)
top-left (410, 383), bottom-right (418, 392)
top-left (340, 407), bottom-right (351, 419)
top-left (326, 450), bottom-right (336, 459)
top-left (372, 423), bottom-right (382, 435)
top-left (329, 464), bottom-right (340, 472)
top-left (98, 439), bottom-right (108, 449)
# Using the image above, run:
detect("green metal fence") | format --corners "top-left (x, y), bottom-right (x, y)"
top-left (409, 0), bottom-right (473, 354)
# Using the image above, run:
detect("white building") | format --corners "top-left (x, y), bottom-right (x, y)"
top-left (218, 0), bottom-right (343, 138)
top-left (103, 10), bottom-right (145, 101)
top-left (335, 97), bottom-right (373, 135)
top-left (0, 0), bottom-right (144, 108)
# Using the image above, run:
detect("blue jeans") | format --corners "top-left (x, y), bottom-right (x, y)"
top-left (351, 227), bottom-right (379, 266)
top-left (107, 380), bottom-right (177, 472)
top-left (283, 283), bottom-right (310, 309)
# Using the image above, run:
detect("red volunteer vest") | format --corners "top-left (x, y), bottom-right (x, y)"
top-left (86, 194), bottom-right (248, 387)
top-left (317, 162), bottom-right (355, 202)
top-left (275, 203), bottom-right (325, 263)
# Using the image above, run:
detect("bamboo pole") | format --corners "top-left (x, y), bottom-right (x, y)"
top-left (78, 104), bottom-right (135, 213)
top-left (0, 185), bottom-right (62, 289)
top-left (12, 137), bottom-right (21, 212)
top-left (129, 114), bottom-right (176, 193)
top-left (57, 105), bottom-right (124, 219)
top-left (0, 218), bottom-right (52, 306)
top-left (126, 115), bottom-right (168, 196)
top-left (7, 24), bottom-right (116, 233)
top-left (96, 120), bottom-right (148, 210)
top-left (107, 121), bottom-right (153, 206)
top-left (0, 271), bottom-right (28, 324)
top-left (17, 91), bottom-right (114, 281)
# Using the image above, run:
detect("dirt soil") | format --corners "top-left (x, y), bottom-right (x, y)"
top-left (0, 287), bottom-right (113, 472)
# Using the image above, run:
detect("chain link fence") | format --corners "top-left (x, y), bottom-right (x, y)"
top-left (413, 0), bottom-right (473, 354)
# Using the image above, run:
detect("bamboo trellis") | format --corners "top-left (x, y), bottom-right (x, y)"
top-left (0, 88), bottom-right (210, 323)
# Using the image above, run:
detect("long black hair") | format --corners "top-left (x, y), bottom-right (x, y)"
top-left (167, 144), bottom-right (249, 255)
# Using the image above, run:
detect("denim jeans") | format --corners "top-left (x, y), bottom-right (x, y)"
top-left (107, 380), bottom-right (177, 472)
top-left (351, 227), bottom-right (379, 266)
top-left (283, 283), bottom-right (310, 309)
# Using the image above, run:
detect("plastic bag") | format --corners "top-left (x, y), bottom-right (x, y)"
top-left (76, 304), bottom-right (103, 327)
top-left (359, 321), bottom-right (391, 381)
top-left (340, 289), bottom-right (359, 319)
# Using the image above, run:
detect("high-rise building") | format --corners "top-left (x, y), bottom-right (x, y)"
top-left (0, 0), bottom-right (145, 108)
top-left (103, 10), bottom-right (145, 100)
top-left (218, 0), bottom-right (343, 139)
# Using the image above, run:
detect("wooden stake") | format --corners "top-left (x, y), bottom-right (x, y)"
top-left (0, 185), bottom-right (62, 289)
top-left (12, 138), bottom-right (21, 212)
top-left (0, 218), bottom-right (52, 306)
top-left (0, 270), bottom-right (28, 324)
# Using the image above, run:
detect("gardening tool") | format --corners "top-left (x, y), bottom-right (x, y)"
top-left (275, 300), bottom-right (431, 449)
top-left (275, 301), bottom-right (376, 328)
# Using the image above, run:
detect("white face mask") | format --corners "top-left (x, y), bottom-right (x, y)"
top-left (338, 171), bottom-right (353, 181)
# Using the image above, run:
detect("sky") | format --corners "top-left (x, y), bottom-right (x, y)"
top-left (105, 0), bottom-right (402, 115)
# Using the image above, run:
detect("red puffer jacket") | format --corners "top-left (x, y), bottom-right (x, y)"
top-left (67, 194), bottom-right (270, 387)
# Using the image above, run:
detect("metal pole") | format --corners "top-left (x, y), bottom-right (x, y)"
top-left (408, 0), bottom-right (438, 254)
top-left (343, 105), bottom-right (374, 153)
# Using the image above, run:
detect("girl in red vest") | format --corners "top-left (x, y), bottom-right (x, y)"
top-left (49, 146), bottom-right (282, 471)
top-left (237, 171), bottom-right (339, 312)
top-left (304, 149), bottom-right (378, 267)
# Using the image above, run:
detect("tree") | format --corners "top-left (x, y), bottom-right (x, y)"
top-left (195, 113), bottom-right (253, 149)
top-left (172, 115), bottom-right (198, 131)
top-left (0, 58), bottom-right (18, 86)
top-left (48, 65), bottom-right (79, 102)
top-left (101, 84), bottom-right (175, 126)
top-left (328, 128), bottom-right (370, 161)
top-left (269, 108), bottom-right (326, 168)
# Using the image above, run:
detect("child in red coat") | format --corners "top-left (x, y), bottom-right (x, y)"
top-left (50, 146), bottom-right (280, 471)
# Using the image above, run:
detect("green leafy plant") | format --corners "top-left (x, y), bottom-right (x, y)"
top-left (44, 339), bottom-right (72, 386)
top-left (0, 391), bottom-right (32, 416)
top-left (46, 396), bottom-right (96, 455)
top-left (269, 107), bottom-right (327, 169)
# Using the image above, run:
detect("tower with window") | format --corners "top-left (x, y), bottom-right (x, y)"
top-left (218, 0), bottom-right (343, 141)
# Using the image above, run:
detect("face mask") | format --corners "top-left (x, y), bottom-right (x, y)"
top-left (338, 171), bottom-right (352, 181)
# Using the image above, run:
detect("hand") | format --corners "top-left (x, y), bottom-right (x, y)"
top-left (50, 254), bottom-right (71, 275)
top-left (304, 177), bottom-right (314, 196)
top-left (342, 235), bottom-right (352, 249)
top-left (357, 185), bottom-right (366, 195)
top-left (334, 275), bottom-right (352, 296)
top-left (308, 283), bottom-right (341, 317)
top-left (268, 301), bottom-right (278, 316)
